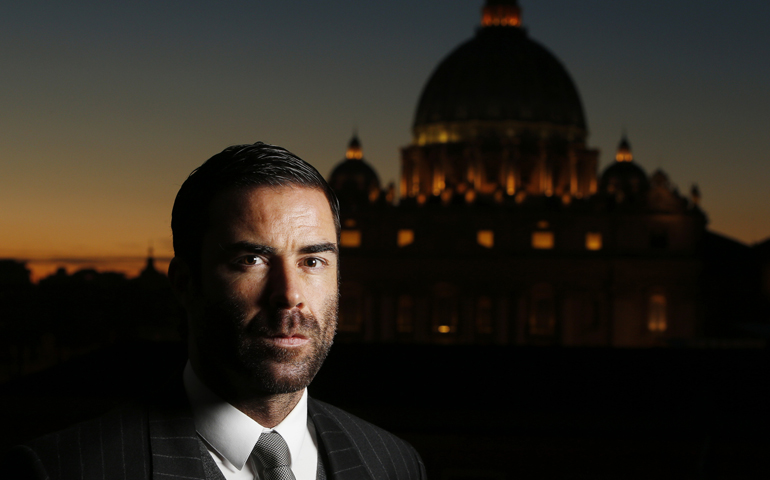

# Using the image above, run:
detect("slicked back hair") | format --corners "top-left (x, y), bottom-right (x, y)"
top-left (171, 142), bottom-right (341, 274)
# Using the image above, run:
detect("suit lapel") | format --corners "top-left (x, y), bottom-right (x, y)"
top-left (147, 400), bottom-right (208, 480)
top-left (143, 385), bottom-right (370, 480)
top-left (308, 399), bottom-right (374, 480)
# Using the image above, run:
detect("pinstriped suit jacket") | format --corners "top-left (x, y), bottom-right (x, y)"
top-left (2, 397), bottom-right (426, 480)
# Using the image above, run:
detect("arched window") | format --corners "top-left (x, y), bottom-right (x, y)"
top-left (338, 283), bottom-right (363, 332)
top-left (433, 283), bottom-right (459, 334)
top-left (476, 296), bottom-right (493, 334)
top-left (396, 295), bottom-right (414, 333)
top-left (648, 294), bottom-right (667, 332)
top-left (529, 283), bottom-right (555, 336)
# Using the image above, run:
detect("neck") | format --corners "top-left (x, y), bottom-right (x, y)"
top-left (190, 356), bottom-right (304, 428)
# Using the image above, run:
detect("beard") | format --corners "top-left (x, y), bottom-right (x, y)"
top-left (193, 293), bottom-right (338, 395)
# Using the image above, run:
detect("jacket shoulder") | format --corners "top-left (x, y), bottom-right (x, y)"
top-left (2, 404), bottom-right (151, 480)
top-left (309, 398), bottom-right (426, 480)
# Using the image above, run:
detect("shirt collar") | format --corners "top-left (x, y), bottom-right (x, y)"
top-left (183, 361), bottom-right (309, 471)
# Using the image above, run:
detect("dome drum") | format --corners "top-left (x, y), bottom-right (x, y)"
top-left (414, 120), bottom-right (588, 147)
top-left (401, 139), bottom-right (597, 201)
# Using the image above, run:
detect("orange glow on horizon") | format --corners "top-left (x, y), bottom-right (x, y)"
top-left (23, 258), bottom-right (172, 284)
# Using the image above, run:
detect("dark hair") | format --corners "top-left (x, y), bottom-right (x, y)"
top-left (171, 142), bottom-right (341, 272)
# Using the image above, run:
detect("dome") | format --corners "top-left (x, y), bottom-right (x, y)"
top-left (599, 136), bottom-right (649, 201)
top-left (600, 162), bottom-right (649, 195)
top-left (413, 3), bottom-right (586, 142)
top-left (329, 159), bottom-right (380, 194)
top-left (329, 135), bottom-right (381, 205)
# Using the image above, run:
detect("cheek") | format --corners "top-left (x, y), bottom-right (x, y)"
top-left (313, 277), bottom-right (339, 323)
top-left (308, 275), bottom-right (337, 303)
top-left (204, 265), bottom-right (262, 297)
top-left (220, 273), bottom-right (269, 312)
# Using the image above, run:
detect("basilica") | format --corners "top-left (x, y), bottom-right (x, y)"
top-left (327, 0), bottom-right (763, 347)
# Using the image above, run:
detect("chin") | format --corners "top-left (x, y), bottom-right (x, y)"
top-left (195, 294), bottom-right (338, 395)
top-left (239, 359), bottom-right (320, 394)
top-left (236, 337), bottom-right (333, 395)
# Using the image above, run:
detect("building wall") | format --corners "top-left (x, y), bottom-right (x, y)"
top-left (335, 202), bottom-right (704, 347)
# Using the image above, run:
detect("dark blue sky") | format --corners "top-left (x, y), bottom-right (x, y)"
top-left (2, 0), bottom-right (768, 277)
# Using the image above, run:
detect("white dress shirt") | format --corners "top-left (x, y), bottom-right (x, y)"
top-left (183, 362), bottom-right (319, 480)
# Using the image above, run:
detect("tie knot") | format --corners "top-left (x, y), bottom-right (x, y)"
top-left (252, 431), bottom-right (296, 480)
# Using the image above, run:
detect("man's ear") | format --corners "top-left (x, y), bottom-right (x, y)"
top-left (168, 257), bottom-right (194, 308)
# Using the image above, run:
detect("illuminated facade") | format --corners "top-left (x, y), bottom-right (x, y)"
top-left (328, 0), bottom-right (711, 347)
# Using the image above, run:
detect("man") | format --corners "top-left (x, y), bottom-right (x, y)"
top-left (3, 142), bottom-right (426, 479)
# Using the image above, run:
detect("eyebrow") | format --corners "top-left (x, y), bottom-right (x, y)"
top-left (219, 241), bottom-right (338, 256)
top-left (218, 241), bottom-right (275, 256)
top-left (300, 242), bottom-right (339, 256)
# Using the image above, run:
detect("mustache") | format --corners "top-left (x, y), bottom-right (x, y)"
top-left (247, 308), bottom-right (320, 337)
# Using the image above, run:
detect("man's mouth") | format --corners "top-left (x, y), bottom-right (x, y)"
top-left (266, 334), bottom-right (309, 347)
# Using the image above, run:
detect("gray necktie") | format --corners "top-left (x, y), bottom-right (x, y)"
top-left (252, 431), bottom-right (296, 480)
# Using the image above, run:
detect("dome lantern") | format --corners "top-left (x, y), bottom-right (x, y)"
top-left (615, 135), bottom-right (633, 162)
top-left (346, 134), bottom-right (363, 160)
top-left (481, 0), bottom-right (521, 28)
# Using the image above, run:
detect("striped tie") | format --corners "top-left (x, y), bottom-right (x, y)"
top-left (252, 431), bottom-right (296, 480)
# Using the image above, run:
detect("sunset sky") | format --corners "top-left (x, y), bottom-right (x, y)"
top-left (2, 0), bottom-right (769, 281)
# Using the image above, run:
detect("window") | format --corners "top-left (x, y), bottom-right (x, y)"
top-left (434, 299), bottom-right (458, 333)
top-left (396, 295), bottom-right (414, 333)
top-left (574, 294), bottom-right (601, 333)
top-left (585, 232), bottom-right (602, 251)
top-left (476, 296), bottom-right (493, 334)
top-left (529, 284), bottom-right (555, 336)
top-left (338, 297), bottom-right (362, 332)
top-left (532, 231), bottom-right (554, 249)
top-left (650, 230), bottom-right (668, 249)
top-left (397, 229), bottom-right (414, 247)
top-left (648, 294), bottom-right (667, 332)
top-left (433, 283), bottom-right (459, 334)
top-left (340, 230), bottom-right (361, 247)
top-left (338, 284), bottom-right (363, 332)
top-left (530, 298), bottom-right (555, 335)
top-left (477, 230), bottom-right (494, 248)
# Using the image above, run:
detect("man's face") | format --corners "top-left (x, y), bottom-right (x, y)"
top-left (185, 185), bottom-right (339, 394)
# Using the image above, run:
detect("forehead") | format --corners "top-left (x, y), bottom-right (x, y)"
top-left (206, 185), bottom-right (336, 240)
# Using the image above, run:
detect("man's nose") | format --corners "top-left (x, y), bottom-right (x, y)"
top-left (267, 260), bottom-right (304, 309)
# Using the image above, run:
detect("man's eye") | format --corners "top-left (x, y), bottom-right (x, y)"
top-left (238, 255), bottom-right (262, 266)
top-left (302, 257), bottom-right (323, 268)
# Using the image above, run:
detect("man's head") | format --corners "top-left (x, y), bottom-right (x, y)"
top-left (169, 142), bottom-right (340, 398)
top-left (171, 142), bottom-right (341, 275)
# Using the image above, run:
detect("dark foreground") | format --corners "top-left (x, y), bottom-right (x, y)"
top-left (2, 341), bottom-right (768, 479)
